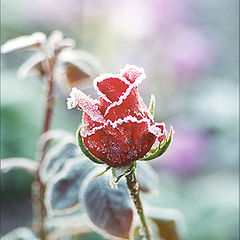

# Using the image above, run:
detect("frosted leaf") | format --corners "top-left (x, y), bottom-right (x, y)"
top-left (59, 49), bottom-right (104, 75)
top-left (145, 205), bottom-right (187, 240)
top-left (1, 158), bottom-right (37, 174)
top-left (47, 30), bottom-right (63, 47)
top-left (58, 38), bottom-right (76, 49)
top-left (1, 32), bottom-right (46, 53)
top-left (17, 52), bottom-right (45, 79)
top-left (81, 169), bottom-right (133, 239)
top-left (1, 227), bottom-right (37, 240)
top-left (148, 94), bottom-right (156, 118)
top-left (67, 87), bottom-right (105, 123)
top-left (40, 137), bottom-right (81, 183)
top-left (45, 157), bottom-right (96, 216)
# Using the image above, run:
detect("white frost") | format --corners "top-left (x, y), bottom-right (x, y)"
top-left (67, 87), bottom-right (105, 123)
top-left (93, 73), bottom-right (130, 103)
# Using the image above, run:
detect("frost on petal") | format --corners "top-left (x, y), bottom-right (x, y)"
top-left (120, 64), bottom-right (146, 84)
top-left (149, 123), bottom-right (167, 143)
top-left (67, 87), bottom-right (105, 123)
top-left (104, 86), bottom-right (150, 122)
top-left (93, 74), bottom-right (130, 104)
top-left (82, 117), bottom-right (156, 167)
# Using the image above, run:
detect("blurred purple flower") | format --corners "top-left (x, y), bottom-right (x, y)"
top-left (148, 0), bottom-right (186, 31)
top-left (153, 126), bottom-right (209, 177)
top-left (165, 28), bottom-right (213, 81)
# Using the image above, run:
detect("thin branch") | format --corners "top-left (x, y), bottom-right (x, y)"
top-left (33, 51), bottom-right (57, 240)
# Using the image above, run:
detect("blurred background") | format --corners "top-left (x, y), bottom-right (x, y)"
top-left (1, 0), bottom-right (239, 239)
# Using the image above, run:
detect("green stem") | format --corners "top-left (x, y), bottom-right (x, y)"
top-left (125, 170), bottom-right (152, 240)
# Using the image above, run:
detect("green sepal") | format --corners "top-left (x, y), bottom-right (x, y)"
top-left (133, 225), bottom-right (145, 240)
top-left (94, 166), bottom-right (111, 178)
top-left (112, 162), bottom-right (136, 183)
top-left (76, 127), bottom-right (104, 164)
top-left (148, 94), bottom-right (156, 118)
top-left (139, 127), bottom-right (174, 161)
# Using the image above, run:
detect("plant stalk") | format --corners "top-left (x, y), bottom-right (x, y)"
top-left (33, 55), bottom-right (56, 240)
top-left (125, 170), bottom-right (152, 240)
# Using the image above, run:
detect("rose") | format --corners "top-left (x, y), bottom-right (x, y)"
top-left (67, 65), bottom-right (168, 167)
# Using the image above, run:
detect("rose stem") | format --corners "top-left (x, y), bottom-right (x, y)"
top-left (126, 170), bottom-right (152, 240)
top-left (33, 53), bottom-right (56, 240)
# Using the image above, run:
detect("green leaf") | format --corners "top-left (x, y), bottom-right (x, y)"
top-left (140, 127), bottom-right (174, 161)
top-left (17, 52), bottom-right (45, 79)
top-left (82, 169), bottom-right (133, 239)
top-left (76, 127), bottom-right (104, 164)
top-left (148, 94), bottom-right (156, 118)
top-left (46, 214), bottom-right (94, 239)
top-left (145, 205), bottom-right (187, 240)
top-left (45, 156), bottom-right (96, 216)
top-left (1, 32), bottom-right (46, 53)
top-left (40, 136), bottom-right (81, 183)
top-left (94, 166), bottom-right (111, 177)
top-left (1, 227), bottom-right (37, 240)
top-left (1, 158), bottom-right (37, 174)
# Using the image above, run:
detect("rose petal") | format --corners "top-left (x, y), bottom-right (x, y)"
top-left (96, 77), bottom-right (129, 102)
top-left (120, 64), bottom-right (146, 84)
top-left (67, 87), bottom-right (104, 123)
top-left (93, 74), bottom-right (130, 104)
top-left (149, 123), bottom-right (167, 143)
top-left (104, 87), bottom-right (150, 122)
top-left (82, 117), bottom-right (156, 166)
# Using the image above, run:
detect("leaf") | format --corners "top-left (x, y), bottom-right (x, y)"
top-left (37, 129), bottom-right (74, 153)
top-left (46, 30), bottom-right (76, 56)
top-left (17, 52), bottom-right (45, 79)
top-left (77, 127), bottom-right (104, 164)
top-left (40, 136), bottom-right (81, 183)
top-left (58, 38), bottom-right (76, 49)
top-left (145, 205), bottom-right (187, 240)
top-left (47, 30), bottom-right (64, 48)
top-left (1, 227), bottom-right (37, 240)
top-left (64, 63), bottom-right (91, 87)
top-left (1, 32), bottom-right (46, 53)
top-left (140, 126), bottom-right (174, 161)
top-left (82, 169), bottom-right (134, 239)
top-left (136, 162), bottom-right (159, 194)
top-left (1, 158), bottom-right (38, 174)
top-left (45, 156), bottom-right (96, 215)
top-left (148, 94), bottom-right (156, 118)
top-left (46, 214), bottom-right (93, 240)
top-left (59, 49), bottom-right (104, 83)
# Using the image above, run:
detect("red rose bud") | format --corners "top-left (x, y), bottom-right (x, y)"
top-left (67, 65), bottom-right (169, 167)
